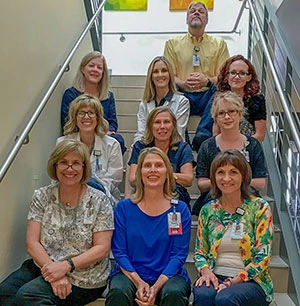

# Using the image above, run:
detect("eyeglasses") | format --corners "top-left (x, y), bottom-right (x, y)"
top-left (217, 109), bottom-right (239, 118)
top-left (77, 110), bottom-right (96, 118)
top-left (228, 70), bottom-right (250, 78)
top-left (56, 161), bottom-right (84, 171)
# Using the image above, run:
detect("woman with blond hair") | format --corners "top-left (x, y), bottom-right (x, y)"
top-left (106, 147), bottom-right (191, 306)
top-left (0, 139), bottom-right (114, 305)
top-left (133, 56), bottom-right (190, 143)
top-left (129, 106), bottom-right (194, 208)
top-left (192, 91), bottom-right (266, 216)
top-left (61, 51), bottom-right (126, 154)
top-left (58, 94), bottom-right (123, 206)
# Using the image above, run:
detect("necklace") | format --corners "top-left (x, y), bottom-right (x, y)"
top-left (59, 184), bottom-right (83, 207)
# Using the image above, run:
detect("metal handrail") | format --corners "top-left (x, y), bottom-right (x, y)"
top-left (0, 0), bottom-right (106, 183)
top-left (103, 0), bottom-right (247, 41)
top-left (247, 0), bottom-right (300, 153)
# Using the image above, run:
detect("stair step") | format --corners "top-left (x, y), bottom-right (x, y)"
top-left (111, 86), bottom-right (144, 100)
top-left (110, 75), bottom-right (146, 87)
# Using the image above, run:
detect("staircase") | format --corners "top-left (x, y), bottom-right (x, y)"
top-left (86, 75), bottom-right (296, 306)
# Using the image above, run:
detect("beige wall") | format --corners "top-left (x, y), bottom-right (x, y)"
top-left (0, 1), bottom-right (95, 278)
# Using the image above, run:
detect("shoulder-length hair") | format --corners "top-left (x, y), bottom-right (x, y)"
top-left (73, 51), bottom-right (109, 101)
top-left (210, 149), bottom-right (252, 200)
top-left (211, 91), bottom-right (244, 121)
top-left (217, 54), bottom-right (260, 97)
top-left (63, 94), bottom-right (109, 138)
top-left (47, 139), bottom-right (91, 183)
top-left (142, 106), bottom-right (183, 147)
top-left (143, 56), bottom-right (178, 102)
top-left (131, 147), bottom-right (177, 203)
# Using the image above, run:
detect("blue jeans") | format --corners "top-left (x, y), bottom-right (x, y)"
top-left (183, 86), bottom-right (216, 152)
top-left (106, 273), bottom-right (191, 306)
top-left (193, 279), bottom-right (269, 306)
top-left (0, 259), bottom-right (106, 306)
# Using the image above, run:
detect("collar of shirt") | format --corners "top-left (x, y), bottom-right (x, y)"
top-left (188, 32), bottom-right (205, 44)
top-left (155, 90), bottom-right (174, 107)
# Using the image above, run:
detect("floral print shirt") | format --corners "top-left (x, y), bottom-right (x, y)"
top-left (27, 184), bottom-right (114, 289)
top-left (194, 196), bottom-right (274, 302)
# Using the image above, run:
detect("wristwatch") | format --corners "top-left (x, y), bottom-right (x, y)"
top-left (67, 258), bottom-right (75, 273)
top-left (206, 78), bottom-right (212, 87)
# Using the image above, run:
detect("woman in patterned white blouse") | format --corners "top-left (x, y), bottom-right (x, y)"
top-left (0, 139), bottom-right (114, 306)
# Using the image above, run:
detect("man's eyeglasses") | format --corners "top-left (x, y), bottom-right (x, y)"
top-left (228, 70), bottom-right (250, 78)
top-left (217, 109), bottom-right (239, 118)
top-left (56, 161), bottom-right (84, 171)
top-left (77, 110), bottom-right (96, 118)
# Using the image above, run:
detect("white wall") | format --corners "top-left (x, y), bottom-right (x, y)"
top-left (0, 0), bottom-right (94, 279)
top-left (102, 0), bottom-right (249, 75)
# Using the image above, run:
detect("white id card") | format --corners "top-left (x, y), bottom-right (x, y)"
top-left (231, 222), bottom-right (244, 240)
top-left (193, 54), bottom-right (200, 67)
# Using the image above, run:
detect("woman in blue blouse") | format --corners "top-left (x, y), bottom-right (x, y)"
top-left (129, 106), bottom-right (195, 208)
top-left (61, 51), bottom-right (126, 154)
top-left (106, 147), bottom-right (191, 306)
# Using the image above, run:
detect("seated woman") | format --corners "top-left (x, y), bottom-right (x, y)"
top-left (58, 94), bottom-right (123, 206)
top-left (193, 149), bottom-right (273, 306)
top-left (61, 51), bottom-right (126, 154)
top-left (0, 139), bottom-right (114, 306)
top-left (106, 147), bottom-right (191, 306)
top-left (133, 56), bottom-right (190, 143)
top-left (216, 54), bottom-right (266, 141)
top-left (129, 106), bottom-right (194, 208)
top-left (192, 55), bottom-right (266, 152)
top-left (192, 91), bottom-right (266, 216)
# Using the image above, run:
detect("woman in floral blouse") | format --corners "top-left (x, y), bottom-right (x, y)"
top-left (193, 149), bottom-right (273, 306)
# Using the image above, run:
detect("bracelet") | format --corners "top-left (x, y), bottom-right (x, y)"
top-left (67, 258), bottom-right (75, 273)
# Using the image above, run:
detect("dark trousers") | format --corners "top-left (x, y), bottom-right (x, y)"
top-left (183, 86), bottom-right (216, 152)
top-left (105, 273), bottom-right (191, 306)
top-left (193, 279), bottom-right (269, 306)
top-left (0, 259), bottom-right (106, 306)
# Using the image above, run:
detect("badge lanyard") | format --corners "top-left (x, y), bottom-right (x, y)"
top-left (168, 199), bottom-right (183, 235)
top-left (93, 150), bottom-right (102, 174)
top-left (193, 45), bottom-right (200, 71)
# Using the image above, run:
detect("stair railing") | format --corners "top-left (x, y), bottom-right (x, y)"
top-left (102, 0), bottom-right (247, 42)
top-left (0, 0), bottom-right (107, 183)
top-left (247, 0), bottom-right (300, 304)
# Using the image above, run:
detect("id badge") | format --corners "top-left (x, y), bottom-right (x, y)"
top-left (231, 222), bottom-right (244, 240)
top-left (193, 54), bottom-right (200, 67)
top-left (84, 202), bottom-right (94, 225)
top-left (168, 212), bottom-right (182, 235)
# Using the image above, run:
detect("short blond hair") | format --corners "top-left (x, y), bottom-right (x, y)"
top-left (211, 91), bottom-right (244, 120)
top-left (47, 139), bottom-right (91, 183)
top-left (73, 51), bottom-right (109, 101)
top-left (63, 94), bottom-right (109, 138)
top-left (187, 1), bottom-right (208, 18)
top-left (131, 147), bottom-right (177, 203)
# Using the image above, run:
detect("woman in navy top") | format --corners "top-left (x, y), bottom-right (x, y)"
top-left (192, 91), bottom-right (267, 216)
top-left (106, 147), bottom-right (191, 306)
top-left (129, 106), bottom-right (195, 208)
top-left (61, 51), bottom-right (126, 154)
